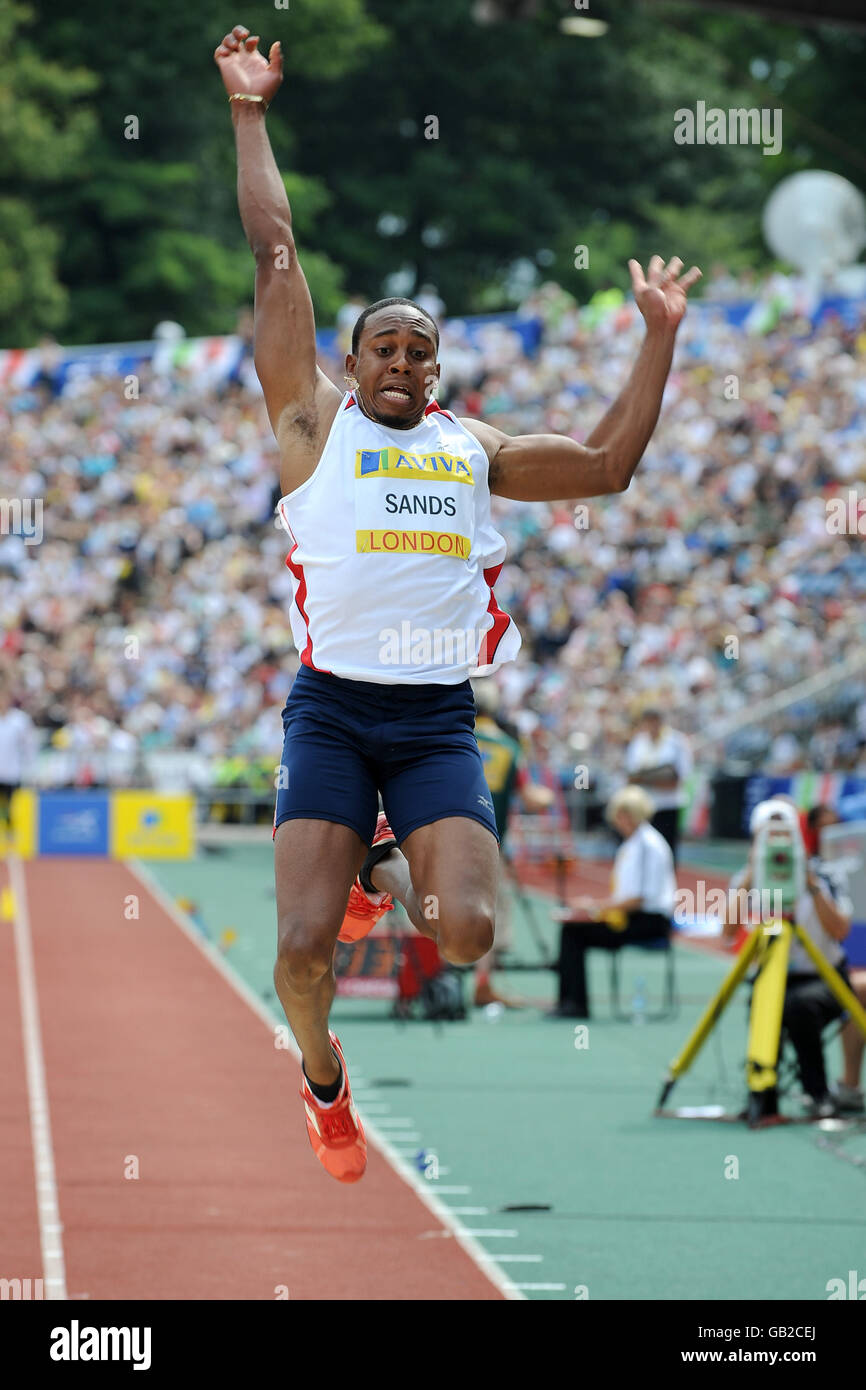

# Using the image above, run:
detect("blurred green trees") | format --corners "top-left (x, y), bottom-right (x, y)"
top-left (1, 0), bottom-right (863, 347)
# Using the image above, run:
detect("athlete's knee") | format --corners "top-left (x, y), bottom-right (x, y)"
top-left (275, 919), bottom-right (334, 992)
top-left (437, 907), bottom-right (495, 966)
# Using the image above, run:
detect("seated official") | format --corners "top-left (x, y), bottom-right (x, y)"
top-left (803, 804), bottom-right (865, 1113)
top-left (837, 968), bottom-right (866, 1113)
top-left (720, 799), bottom-right (853, 1119)
top-left (551, 786), bottom-right (676, 1019)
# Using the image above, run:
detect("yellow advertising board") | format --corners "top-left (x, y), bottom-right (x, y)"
top-left (111, 792), bottom-right (195, 859)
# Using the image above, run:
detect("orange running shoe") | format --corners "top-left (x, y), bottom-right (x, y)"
top-left (300, 1032), bottom-right (367, 1183)
top-left (337, 812), bottom-right (397, 944)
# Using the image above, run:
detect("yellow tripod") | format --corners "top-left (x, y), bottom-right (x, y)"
top-left (656, 919), bottom-right (866, 1126)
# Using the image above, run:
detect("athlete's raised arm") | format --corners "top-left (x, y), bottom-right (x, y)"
top-left (215, 24), bottom-right (341, 492)
top-left (468, 256), bottom-right (701, 502)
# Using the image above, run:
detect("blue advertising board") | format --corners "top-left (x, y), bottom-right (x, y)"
top-left (38, 792), bottom-right (110, 856)
top-left (742, 774), bottom-right (866, 836)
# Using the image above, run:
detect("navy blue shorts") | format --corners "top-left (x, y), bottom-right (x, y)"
top-left (273, 666), bottom-right (499, 848)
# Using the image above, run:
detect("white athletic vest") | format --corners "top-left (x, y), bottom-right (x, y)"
top-left (276, 393), bottom-right (521, 684)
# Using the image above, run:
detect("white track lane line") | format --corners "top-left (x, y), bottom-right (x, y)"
top-left (9, 855), bottom-right (67, 1301)
top-left (515, 1283), bottom-right (566, 1291)
top-left (126, 859), bottom-right (525, 1302)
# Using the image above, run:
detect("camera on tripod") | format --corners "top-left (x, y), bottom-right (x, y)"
top-left (657, 795), bottom-right (866, 1124)
top-left (749, 798), bottom-right (806, 921)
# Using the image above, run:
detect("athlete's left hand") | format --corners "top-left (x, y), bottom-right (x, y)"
top-left (628, 256), bottom-right (702, 333)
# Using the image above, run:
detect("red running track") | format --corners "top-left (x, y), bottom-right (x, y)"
top-left (0, 857), bottom-right (504, 1301)
top-left (0, 859), bottom-right (44, 1289)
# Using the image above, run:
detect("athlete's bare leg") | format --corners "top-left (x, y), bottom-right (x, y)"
top-left (273, 819), bottom-right (366, 1086)
top-left (370, 816), bottom-right (498, 965)
top-left (840, 971), bottom-right (866, 1088)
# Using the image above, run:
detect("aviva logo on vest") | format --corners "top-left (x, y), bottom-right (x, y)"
top-left (356, 447), bottom-right (474, 484)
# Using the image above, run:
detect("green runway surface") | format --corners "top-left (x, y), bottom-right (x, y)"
top-left (145, 843), bottom-right (866, 1302)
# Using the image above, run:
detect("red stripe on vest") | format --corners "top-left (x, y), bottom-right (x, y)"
top-left (279, 503), bottom-right (328, 672)
top-left (425, 398), bottom-right (454, 421)
top-left (477, 562), bottom-right (511, 667)
top-left (284, 543), bottom-right (319, 669)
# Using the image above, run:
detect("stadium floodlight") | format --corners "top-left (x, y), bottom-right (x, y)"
top-left (763, 170), bottom-right (866, 280)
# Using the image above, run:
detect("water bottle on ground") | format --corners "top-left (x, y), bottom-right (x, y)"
top-left (630, 975), bottom-right (647, 1025)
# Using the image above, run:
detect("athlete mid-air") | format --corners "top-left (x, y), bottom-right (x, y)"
top-left (215, 24), bottom-right (701, 1182)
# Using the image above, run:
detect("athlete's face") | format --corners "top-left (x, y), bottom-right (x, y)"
top-left (347, 308), bottom-right (441, 430)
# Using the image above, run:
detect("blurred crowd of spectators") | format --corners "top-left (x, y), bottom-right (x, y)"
top-left (1, 270), bottom-right (865, 790)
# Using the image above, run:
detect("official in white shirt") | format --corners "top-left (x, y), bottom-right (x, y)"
top-left (806, 804), bottom-right (866, 1112)
top-left (552, 786), bottom-right (676, 1018)
top-left (625, 708), bottom-right (692, 863)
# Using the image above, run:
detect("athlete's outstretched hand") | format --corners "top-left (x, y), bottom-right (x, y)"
top-left (628, 256), bottom-right (701, 334)
top-left (214, 24), bottom-right (283, 105)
